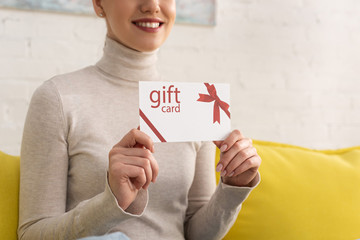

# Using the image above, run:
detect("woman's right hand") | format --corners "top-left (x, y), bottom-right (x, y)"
top-left (108, 128), bottom-right (158, 210)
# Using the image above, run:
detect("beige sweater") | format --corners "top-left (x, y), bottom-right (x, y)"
top-left (18, 37), bottom-right (259, 240)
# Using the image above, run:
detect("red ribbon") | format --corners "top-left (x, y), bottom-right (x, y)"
top-left (197, 83), bottom-right (231, 124)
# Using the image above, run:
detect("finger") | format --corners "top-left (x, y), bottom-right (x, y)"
top-left (229, 155), bottom-right (261, 178)
top-left (134, 143), bottom-right (145, 149)
top-left (115, 128), bottom-right (154, 153)
top-left (134, 126), bottom-right (144, 149)
top-left (120, 148), bottom-right (158, 183)
top-left (216, 130), bottom-right (245, 153)
top-left (120, 156), bottom-right (153, 189)
top-left (213, 140), bottom-right (224, 149)
top-left (111, 148), bottom-right (159, 182)
top-left (216, 138), bottom-right (252, 173)
top-left (223, 146), bottom-right (257, 177)
top-left (114, 164), bottom-right (147, 190)
top-left (130, 167), bottom-right (147, 190)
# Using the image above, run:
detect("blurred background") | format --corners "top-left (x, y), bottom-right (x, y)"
top-left (0, 0), bottom-right (359, 155)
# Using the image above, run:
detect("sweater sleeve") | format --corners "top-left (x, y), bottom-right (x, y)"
top-left (18, 80), bottom-right (147, 240)
top-left (184, 141), bottom-right (260, 240)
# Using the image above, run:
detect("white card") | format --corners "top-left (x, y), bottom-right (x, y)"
top-left (139, 81), bottom-right (231, 142)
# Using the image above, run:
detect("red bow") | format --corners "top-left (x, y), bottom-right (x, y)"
top-left (197, 83), bottom-right (231, 124)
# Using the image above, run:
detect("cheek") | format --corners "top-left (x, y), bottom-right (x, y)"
top-left (163, 4), bottom-right (176, 37)
top-left (108, 16), bottom-right (131, 40)
top-left (105, 4), bottom-right (131, 33)
top-left (163, 0), bottom-right (176, 23)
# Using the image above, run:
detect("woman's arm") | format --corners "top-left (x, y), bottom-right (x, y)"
top-left (184, 138), bottom-right (260, 240)
top-left (18, 81), bottom-right (147, 240)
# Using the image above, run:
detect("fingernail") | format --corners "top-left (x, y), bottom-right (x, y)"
top-left (229, 171), bottom-right (234, 177)
top-left (220, 144), bottom-right (228, 152)
top-left (220, 170), bottom-right (227, 177)
top-left (216, 163), bottom-right (223, 172)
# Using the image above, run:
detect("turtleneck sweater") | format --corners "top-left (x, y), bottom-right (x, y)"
top-left (18, 37), bottom-right (259, 240)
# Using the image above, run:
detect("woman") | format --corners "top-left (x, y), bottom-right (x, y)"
top-left (18, 0), bottom-right (261, 239)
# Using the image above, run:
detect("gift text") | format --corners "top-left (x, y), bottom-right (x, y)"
top-left (150, 85), bottom-right (181, 113)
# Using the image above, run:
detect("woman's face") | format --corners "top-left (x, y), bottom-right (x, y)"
top-left (93, 0), bottom-right (176, 52)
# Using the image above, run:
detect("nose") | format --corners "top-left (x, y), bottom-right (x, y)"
top-left (140, 0), bottom-right (160, 14)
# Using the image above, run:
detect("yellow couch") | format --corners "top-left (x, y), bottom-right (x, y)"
top-left (216, 140), bottom-right (360, 240)
top-left (2, 140), bottom-right (360, 239)
top-left (0, 151), bottom-right (20, 240)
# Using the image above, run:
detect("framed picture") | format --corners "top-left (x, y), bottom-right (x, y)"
top-left (0, 0), bottom-right (216, 26)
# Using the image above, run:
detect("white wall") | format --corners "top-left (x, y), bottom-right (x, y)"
top-left (1, 0), bottom-right (359, 155)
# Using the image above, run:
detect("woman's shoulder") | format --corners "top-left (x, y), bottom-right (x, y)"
top-left (34, 65), bottom-right (99, 96)
top-left (49, 65), bottom-right (98, 87)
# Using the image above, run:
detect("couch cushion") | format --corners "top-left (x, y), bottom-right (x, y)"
top-left (0, 151), bottom-right (20, 239)
top-left (216, 140), bottom-right (360, 239)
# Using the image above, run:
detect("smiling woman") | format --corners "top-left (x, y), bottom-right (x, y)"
top-left (17, 0), bottom-right (260, 239)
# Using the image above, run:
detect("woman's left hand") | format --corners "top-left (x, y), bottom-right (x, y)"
top-left (214, 130), bottom-right (261, 187)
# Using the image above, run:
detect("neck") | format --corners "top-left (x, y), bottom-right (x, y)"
top-left (96, 36), bottom-right (159, 82)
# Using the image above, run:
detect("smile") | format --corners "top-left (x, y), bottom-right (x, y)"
top-left (132, 18), bottom-right (164, 33)
top-left (135, 22), bottom-right (161, 28)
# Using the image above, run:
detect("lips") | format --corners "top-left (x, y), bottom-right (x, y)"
top-left (132, 18), bottom-right (164, 32)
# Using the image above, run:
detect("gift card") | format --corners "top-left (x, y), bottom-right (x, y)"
top-left (139, 81), bottom-right (231, 142)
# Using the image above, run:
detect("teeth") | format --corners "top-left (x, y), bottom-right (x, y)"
top-left (136, 22), bottom-right (160, 28)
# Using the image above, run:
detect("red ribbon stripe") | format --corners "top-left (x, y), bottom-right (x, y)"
top-left (139, 109), bottom-right (167, 142)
